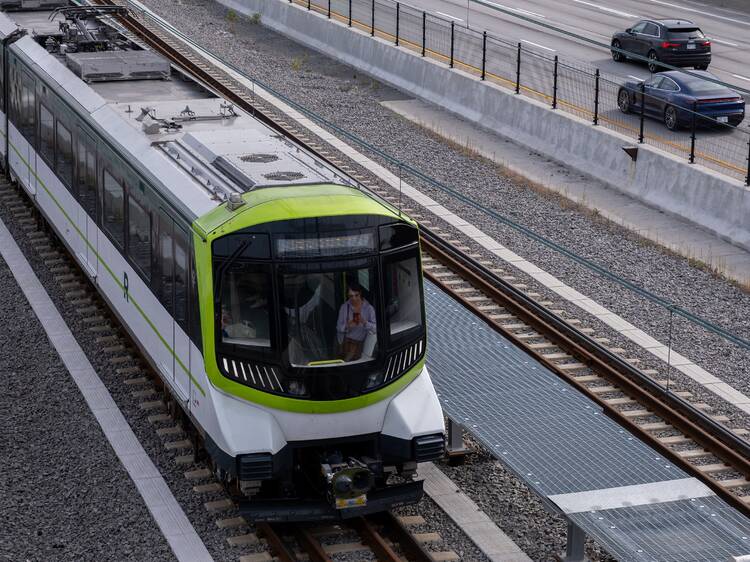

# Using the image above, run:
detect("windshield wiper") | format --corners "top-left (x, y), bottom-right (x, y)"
top-left (213, 240), bottom-right (250, 302)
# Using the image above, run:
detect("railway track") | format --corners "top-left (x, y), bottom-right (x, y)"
top-left (258, 512), bottom-right (439, 561)
top-left (0, 180), bottom-right (459, 561)
top-left (88, 0), bottom-right (750, 521)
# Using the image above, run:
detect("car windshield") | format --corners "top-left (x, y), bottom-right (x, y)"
top-left (282, 265), bottom-right (378, 367)
top-left (668, 28), bottom-right (704, 40)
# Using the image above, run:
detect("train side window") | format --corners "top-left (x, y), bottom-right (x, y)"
top-left (128, 192), bottom-right (151, 280)
top-left (174, 225), bottom-right (189, 331)
top-left (102, 169), bottom-right (125, 248)
top-left (189, 253), bottom-right (203, 351)
top-left (157, 209), bottom-right (174, 315)
top-left (39, 103), bottom-right (54, 165)
top-left (76, 129), bottom-right (97, 218)
top-left (8, 64), bottom-right (20, 127)
top-left (55, 121), bottom-right (73, 189)
top-left (20, 72), bottom-right (35, 146)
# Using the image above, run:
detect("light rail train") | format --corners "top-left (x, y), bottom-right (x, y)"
top-left (0, 3), bottom-right (444, 520)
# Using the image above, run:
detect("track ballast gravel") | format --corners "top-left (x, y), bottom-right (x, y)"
top-left (0, 248), bottom-right (175, 562)
top-left (131, 1), bottom-right (750, 560)
top-left (136, 0), bottom-right (750, 421)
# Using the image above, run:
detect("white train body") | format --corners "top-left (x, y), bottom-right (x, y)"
top-left (0, 5), bottom-right (444, 520)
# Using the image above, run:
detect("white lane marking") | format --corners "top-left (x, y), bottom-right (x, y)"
top-left (436, 11), bottom-right (463, 21)
top-left (0, 218), bottom-right (214, 562)
top-left (711, 38), bottom-right (739, 47)
top-left (473, 0), bottom-right (546, 19)
top-left (732, 74), bottom-right (750, 82)
top-left (629, 74), bottom-right (645, 81)
top-left (522, 39), bottom-right (556, 51)
top-left (648, 0), bottom-right (750, 26)
top-left (572, 0), bottom-right (639, 19)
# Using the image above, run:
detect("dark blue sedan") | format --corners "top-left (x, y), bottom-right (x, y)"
top-left (617, 71), bottom-right (745, 130)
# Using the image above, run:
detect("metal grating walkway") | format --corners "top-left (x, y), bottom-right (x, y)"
top-left (424, 282), bottom-right (750, 561)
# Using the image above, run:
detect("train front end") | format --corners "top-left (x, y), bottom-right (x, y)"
top-left (195, 184), bottom-right (445, 521)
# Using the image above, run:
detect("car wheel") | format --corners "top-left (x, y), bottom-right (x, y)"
top-left (664, 106), bottom-right (679, 131)
top-left (617, 89), bottom-right (631, 113)
top-left (611, 40), bottom-right (626, 62)
top-left (695, 64), bottom-right (709, 70)
top-left (647, 50), bottom-right (660, 73)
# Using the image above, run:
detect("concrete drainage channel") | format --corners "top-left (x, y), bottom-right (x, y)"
top-left (0, 184), bottom-right (491, 560)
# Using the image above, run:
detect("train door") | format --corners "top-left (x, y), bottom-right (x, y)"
top-left (173, 221), bottom-right (191, 402)
top-left (75, 128), bottom-right (98, 278)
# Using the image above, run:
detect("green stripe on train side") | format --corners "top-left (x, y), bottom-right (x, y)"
top-left (3, 129), bottom-right (205, 396)
top-left (193, 185), bottom-right (425, 414)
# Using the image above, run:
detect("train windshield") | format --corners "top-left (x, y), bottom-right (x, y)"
top-left (220, 267), bottom-right (272, 348)
top-left (282, 265), bottom-right (378, 367)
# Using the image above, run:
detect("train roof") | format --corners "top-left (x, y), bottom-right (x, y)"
top-left (0, 7), bottom-right (357, 225)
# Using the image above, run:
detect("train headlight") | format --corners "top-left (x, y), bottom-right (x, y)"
top-left (287, 380), bottom-right (307, 396)
top-left (364, 372), bottom-right (384, 390)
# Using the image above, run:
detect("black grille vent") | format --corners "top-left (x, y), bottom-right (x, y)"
top-left (220, 356), bottom-right (283, 392)
top-left (238, 453), bottom-right (273, 481)
top-left (263, 171), bottom-right (305, 182)
top-left (384, 339), bottom-right (424, 382)
top-left (414, 434), bottom-right (445, 462)
top-left (240, 153), bottom-right (279, 163)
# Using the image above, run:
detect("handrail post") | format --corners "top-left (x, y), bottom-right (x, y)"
top-left (745, 135), bottom-right (750, 187)
top-left (552, 55), bottom-right (558, 109)
top-left (422, 12), bottom-right (426, 56)
top-left (593, 68), bottom-right (600, 125)
top-left (395, 2), bottom-right (400, 46)
top-left (307, 0), bottom-right (310, 10)
top-left (515, 42), bottom-right (521, 94)
top-left (690, 101), bottom-right (697, 164)
top-left (371, 0), bottom-right (375, 36)
top-left (638, 82), bottom-right (645, 144)
top-left (348, 0), bottom-right (352, 26)
top-left (450, 21), bottom-right (455, 68)
top-left (327, 0), bottom-right (331, 18)
top-left (481, 31), bottom-right (487, 80)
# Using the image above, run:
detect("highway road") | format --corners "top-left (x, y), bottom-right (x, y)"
top-left (400, 0), bottom-right (750, 90)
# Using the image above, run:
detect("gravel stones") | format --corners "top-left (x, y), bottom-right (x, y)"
top-left (0, 247), bottom-right (175, 561)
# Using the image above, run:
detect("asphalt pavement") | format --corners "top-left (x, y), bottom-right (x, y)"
top-left (401, 0), bottom-right (750, 89)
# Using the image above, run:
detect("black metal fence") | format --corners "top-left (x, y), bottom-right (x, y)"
top-left (292, 0), bottom-right (750, 185)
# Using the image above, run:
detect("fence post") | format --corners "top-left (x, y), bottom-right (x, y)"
top-left (593, 69), bottom-right (600, 125)
top-left (307, 0), bottom-right (310, 10)
top-left (450, 21), bottom-right (455, 68)
top-left (348, 0), bottom-right (352, 26)
top-left (745, 136), bottom-right (750, 187)
top-left (327, 0), bottom-right (331, 18)
top-left (481, 31), bottom-right (487, 80)
top-left (690, 101), bottom-right (697, 164)
top-left (422, 12), bottom-right (426, 56)
top-left (638, 82), bottom-right (645, 144)
top-left (395, 3), bottom-right (400, 46)
top-left (515, 42), bottom-right (521, 94)
top-left (371, 0), bottom-right (375, 36)
top-left (552, 55), bottom-right (558, 109)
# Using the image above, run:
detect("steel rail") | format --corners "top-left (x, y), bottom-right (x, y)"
top-left (366, 512), bottom-right (436, 562)
top-left (93, 0), bottom-right (343, 175)
top-left (295, 526), bottom-right (333, 562)
top-left (419, 226), bottom-right (750, 518)
top-left (93, 0), bottom-right (750, 518)
top-left (257, 523), bottom-right (297, 562)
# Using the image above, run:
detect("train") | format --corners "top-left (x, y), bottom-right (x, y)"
top-left (0, 3), bottom-right (445, 520)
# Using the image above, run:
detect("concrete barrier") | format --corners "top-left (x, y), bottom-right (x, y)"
top-left (217, 0), bottom-right (750, 251)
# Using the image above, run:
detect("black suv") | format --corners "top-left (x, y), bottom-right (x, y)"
top-left (611, 20), bottom-right (711, 73)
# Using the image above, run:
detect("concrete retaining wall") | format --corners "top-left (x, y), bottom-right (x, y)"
top-left (217, 0), bottom-right (750, 251)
